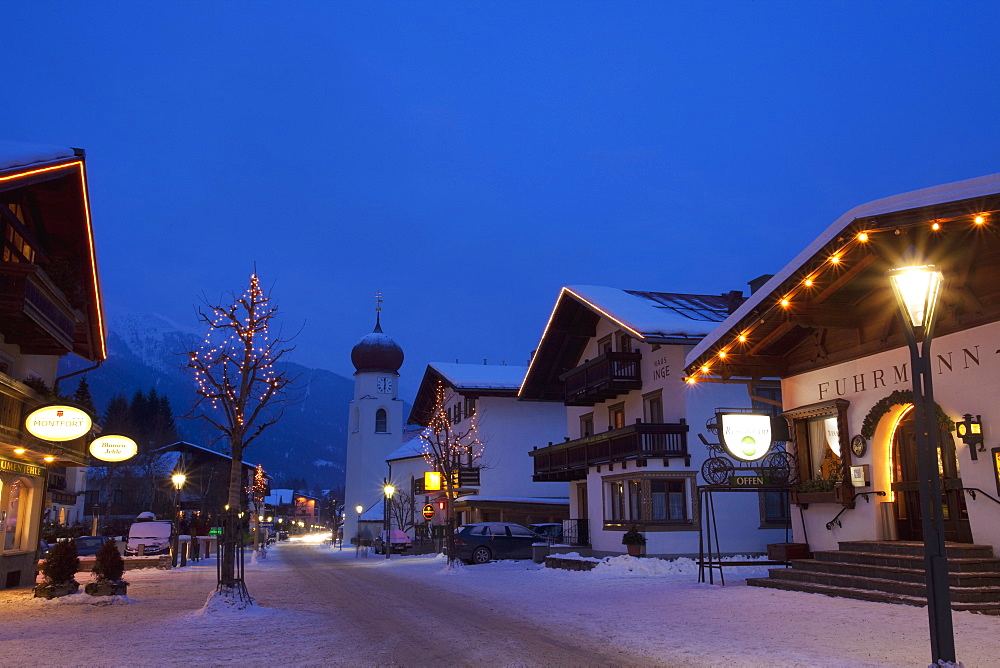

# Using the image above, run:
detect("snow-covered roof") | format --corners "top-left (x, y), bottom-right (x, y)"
top-left (427, 362), bottom-right (528, 390)
top-left (0, 139), bottom-right (75, 172)
top-left (565, 286), bottom-right (734, 340)
top-left (386, 435), bottom-right (427, 462)
top-left (154, 441), bottom-right (260, 469)
top-left (685, 172), bottom-right (1000, 367)
top-left (455, 495), bottom-right (569, 505)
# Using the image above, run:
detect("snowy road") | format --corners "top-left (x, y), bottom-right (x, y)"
top-left (2, 538), bottom-right (998, 666)
top-left (271, 543), bottom-right (638, 666)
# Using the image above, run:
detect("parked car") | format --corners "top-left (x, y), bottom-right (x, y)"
top-left (277, 530), bottom-right (289, 541)
top-left (74, 535), bottom-right (110, 556)
top-left (124, 519), bottom-right (174, 556)
top-left (452, 522), bottom-right (542, 564)
top-left (529, 523), bottom-right (564, 544)
top-left (372, 529), bottom-right (412, 554)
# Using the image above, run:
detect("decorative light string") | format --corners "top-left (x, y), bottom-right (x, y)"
top-left (685, 212), bottom-right (992, 383)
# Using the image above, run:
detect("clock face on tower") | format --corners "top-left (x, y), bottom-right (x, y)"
top-left (377, 377), bottom-right (392, 394)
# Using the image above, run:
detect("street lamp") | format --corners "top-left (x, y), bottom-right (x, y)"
top-left (383, 481), bottom-right (395, 560)
top-left (887, 262), bottom-right (955, 664)
top-left (170, 473), bottom-right (186, 567)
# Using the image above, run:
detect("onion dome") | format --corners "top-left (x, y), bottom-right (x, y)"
top-left (351, 313), bottom-right (403, 374)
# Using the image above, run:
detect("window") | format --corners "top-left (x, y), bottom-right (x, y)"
top-left (609, 481), bottom-right (625, 521)
top-left (580, 413), bottom-right (594, 438)
top-left (603, 473), bottom-right (697, 528)
top-left (617, 332), bottom-right (632, 353)
top-left (598, 335), bottom-right (612, 355)
top-left (375, 408), bottom-right (387, 433)
top-left (643, 390), bottom-right (663, 424)
top-left (609, 403), bottom-right (625, 430)
top-left (3, 478), bottom-right (30, 550)
top-left (464, 396), bottom-right (477, 420)
top-left (785, 399), bottom-right (850, 489)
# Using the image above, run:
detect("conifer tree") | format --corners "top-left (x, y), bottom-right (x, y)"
top-left (72, 377), bottom-right (96, 414)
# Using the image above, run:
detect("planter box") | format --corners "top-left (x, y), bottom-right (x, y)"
top-left (85, 580), bottom-right (129, 596)
top-left (767, 543), bottom-right (812, 561)
top-left (790, 490), bottom-right (836, 506)
top-left (33, 580), bottom-right (79, 599)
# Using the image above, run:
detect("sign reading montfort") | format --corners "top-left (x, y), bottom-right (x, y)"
top-left (816, 344), bottom-right (986, 402)
top-left (24, 405), bottom-right (92, 442)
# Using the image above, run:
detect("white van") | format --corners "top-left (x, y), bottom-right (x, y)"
top-left (125, 519), bottom-right (174, 556)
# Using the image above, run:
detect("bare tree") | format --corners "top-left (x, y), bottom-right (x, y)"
top-left (185, 272), bottom-right (297, 593)
top-left (388, 490), bottom-right (415, 535)
top-left (418, 381), bottom-right (483, 566)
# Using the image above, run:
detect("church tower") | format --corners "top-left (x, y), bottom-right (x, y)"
top-left (344, 296), bottom-right (404, 543)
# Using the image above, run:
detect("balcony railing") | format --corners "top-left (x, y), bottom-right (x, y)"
top-left (560, 351), bottom-right (642, 406)
top-left (531, 420), bottom-right (689, 482)
top-left (0, 263), bottom-right (79, 355)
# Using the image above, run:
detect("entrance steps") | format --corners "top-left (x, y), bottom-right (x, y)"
top-left (746, 540), bottom-right (1000, 615)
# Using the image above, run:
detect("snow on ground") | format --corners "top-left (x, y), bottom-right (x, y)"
top-left (1, 534), bottom-right (997, 666)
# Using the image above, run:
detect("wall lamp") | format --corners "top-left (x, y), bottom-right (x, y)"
top-left (956, 414), bottom-right (985, 460)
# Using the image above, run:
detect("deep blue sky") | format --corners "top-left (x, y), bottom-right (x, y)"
top-left (8, 2), bottom-right (1000, 401)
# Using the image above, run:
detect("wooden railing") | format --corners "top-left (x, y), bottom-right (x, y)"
top-left (531, 421), bottom-right (689, 481)
top-left (0, 263), bottom-right (79, 354)
top-left (560, 351), bottom-right (642, 406)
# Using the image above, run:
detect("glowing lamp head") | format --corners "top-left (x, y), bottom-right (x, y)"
top-left (717, 350), bottom-right (727, 359)
top-left (43, 455), bottom-right (55, 463)
top-left (700, 365), bottom-right (709, 373)
top-left (804, 278), bottom-right (813, 287)
top-left (780, 298), bottom-right (790, 307)
top-left (383, 483), bottom-right (395, 499)
top-left (171, 473), bottom-right (186, 489)
top-left (13, 448), bottom-right (25, 455)
top-left (888, 264), bottom-right (944, 331)
top-left (355, 505), bottom-right (363, 514)
top-left (857, 232), bottom-right (869, 242)
top-left (975, 215), bottom-right (986, 225)
top-left (931, 222), bottom-right (941, 231)
top-left (829, 254), bottom-right (840, 264)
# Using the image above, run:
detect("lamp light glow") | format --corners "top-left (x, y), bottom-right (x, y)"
top-left (858, 232), bottom-right (869, 242)
top-left (888, 265), bottom-right (944, 330)
top-left (975, 215), bottom-right (985, 225)
top-left (171, 473), bottom-right (186, 489)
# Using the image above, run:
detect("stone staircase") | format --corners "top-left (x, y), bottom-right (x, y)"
top-left (746, 540), bottom-right (1000, 615)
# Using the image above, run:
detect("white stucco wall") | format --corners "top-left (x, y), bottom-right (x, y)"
top-left (782, 319), bottom-right (1000, 553)
top-left (563, 316), bottom-right (790, 557)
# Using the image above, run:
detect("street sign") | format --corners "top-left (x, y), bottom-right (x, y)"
top-left (260, 522), bottom-right (274, 528)
top-left (422, 503), bottom-right (435, 520)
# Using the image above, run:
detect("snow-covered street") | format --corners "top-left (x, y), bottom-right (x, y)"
top-left (1, 535), bottom-right (998, 666)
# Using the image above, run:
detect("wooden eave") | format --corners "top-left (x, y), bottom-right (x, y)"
top-left (0, 158), bottom-right (105, 361)
top-left (685, 193), bottom-right (1000, 382)
top-left (518, 293), bottom-right (599, 401)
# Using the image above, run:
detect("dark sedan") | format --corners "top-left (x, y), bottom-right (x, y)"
top-left (74, 535), bottom-right (110, 556)
top-left (452, 522), bottom-right (542, 564)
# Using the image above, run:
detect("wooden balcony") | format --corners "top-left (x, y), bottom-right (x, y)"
top-left (530, 420), bottom-right (689, 482)
top-left (0, 263), bottom-right (80, 355)
top-left (560, 351), bottom-right (642, 406)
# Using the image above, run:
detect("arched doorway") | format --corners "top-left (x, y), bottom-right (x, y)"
top-left (891, 410), bottom-right (972, 542)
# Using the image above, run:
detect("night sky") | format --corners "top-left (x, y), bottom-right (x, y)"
top-left (8, 2), bottom-right (1000, 401)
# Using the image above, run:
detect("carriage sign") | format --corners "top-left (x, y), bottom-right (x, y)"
top-left (719, 413), bottom-right (772, 462)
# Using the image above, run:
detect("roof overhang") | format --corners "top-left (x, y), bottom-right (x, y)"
top-left (0, 153), bottom-right (105, 361)
top-left (684, 173), bottom-right (1000, 382)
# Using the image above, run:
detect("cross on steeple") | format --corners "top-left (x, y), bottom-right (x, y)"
top-left (374, 291), bottom-right (384, 333)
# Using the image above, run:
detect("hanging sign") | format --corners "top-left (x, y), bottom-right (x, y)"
top-left (25, 405), bottom-right (92, 442)
top-left (89, 435), bottom-right (138, 462)
top-left (422, 503), bottom-right (435, 521)
top-left (719, 413), bottom-right (772, 462)
top-left (424, 471), bottom-right (442, 491)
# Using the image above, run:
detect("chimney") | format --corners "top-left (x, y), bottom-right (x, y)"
top-left (748, 274), bottom-right (774, 295)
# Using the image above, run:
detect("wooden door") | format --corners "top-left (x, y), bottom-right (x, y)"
top-left (891, 413), bottom-right (972, 542)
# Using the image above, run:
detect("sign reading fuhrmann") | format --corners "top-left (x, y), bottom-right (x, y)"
top-left (25, 405), bottom-right (92, 442)
top-left (719, 413), bottom-right (772, 462)
top-left (89, 434), bottom-right (138, 462)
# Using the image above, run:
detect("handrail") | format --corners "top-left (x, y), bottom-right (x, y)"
top-left (825, 491), bottom-right (886, 530)
top-left (961, 487), bottom-right (1000, 507)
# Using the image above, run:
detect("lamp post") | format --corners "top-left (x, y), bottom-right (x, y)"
top-left (170, 473), bottom-right (186, 568)
top-left (887, 262), bottom-right (955, 664)
top-left (383, 481), bottom-right (395, 560)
